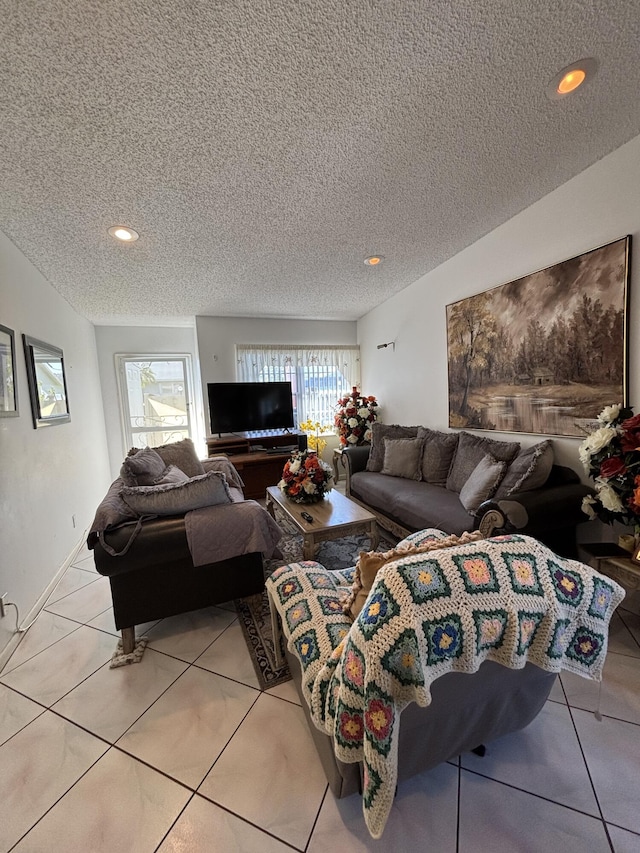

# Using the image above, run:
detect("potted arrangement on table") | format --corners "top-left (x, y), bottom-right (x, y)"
top-left (278, 449), bottom-right (335, 504)
top-left (334, 387), bottom-right (379, 446)
top-left (580, 404), bottom-right (640, 547)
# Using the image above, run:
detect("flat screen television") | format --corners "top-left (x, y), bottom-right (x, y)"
top-left (208, 381), bottom-right (295, 435)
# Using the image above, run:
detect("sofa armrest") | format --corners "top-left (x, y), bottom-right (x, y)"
top-left (342, 446), bottom-right (371, 497)
top-left (475, 482), bottom-right (594, 536)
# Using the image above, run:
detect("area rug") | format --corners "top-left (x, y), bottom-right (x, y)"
top-left (235, 514), bottom-right (397, 690)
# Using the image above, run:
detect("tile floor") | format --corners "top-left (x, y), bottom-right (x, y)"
top-left (1, 545), bottom-right (639, 852)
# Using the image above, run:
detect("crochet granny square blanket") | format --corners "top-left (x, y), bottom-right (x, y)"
top-left (265, 530), bottom-right (625, 839)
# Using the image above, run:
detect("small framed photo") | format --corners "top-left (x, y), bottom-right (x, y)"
top-left (22, 334), bottom-right (71, 428)
top-left (0, 324), bottom-right (18, 416)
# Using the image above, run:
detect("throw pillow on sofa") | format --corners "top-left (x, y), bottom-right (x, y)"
top-left (366, 423), bottom-right (421, 472)
top-left (459, 454), bottom-right (507, 513)
top-left (417, 427), bottom-right (459, 485)
top-left (380, 437), bottom-right (423, 480)
top-left (446, 431), bottom-right (520, 493)
top-left (153, 437), bottom-right (206, 478)
top-left (154, 464), bottom-right (190, 485)
top-left (121, 470), bottom-right (232, 516)
top-left (119, 447), bottom-right (166, 486)
top-left (494, 440), bottom-right (554, 498)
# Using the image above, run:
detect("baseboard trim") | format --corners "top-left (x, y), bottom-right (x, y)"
top-left (0, 530), bottom-right (88, 672)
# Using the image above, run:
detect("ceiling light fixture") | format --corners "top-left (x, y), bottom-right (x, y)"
top-left (108, 225), bottom-right (139, 242)
top-left (364, 255), bottom-right (383, 266)
top-left (546, 58), bottom-right (598, 101)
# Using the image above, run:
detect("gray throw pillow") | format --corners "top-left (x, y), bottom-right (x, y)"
top-left (417, 427), bottom-right (459, 485)
top-left (121, 470), bottom-right (231, 516)
top-left (153, 438), bottom-right (206, 478)
top-left (366, 423), bottom-right (421, 472)
top-left (446, 431), bottom-right (520, 493)
top-left (494, 440), bottom-right (554, 498)
top-left (119, 448), bottom-right (166, 486)
top-left (154, 465), bottom-right (190, 485)
top-left (459, 454), bottom-right (508, 513)
top-left (380, 437), bottom-right (423, 480)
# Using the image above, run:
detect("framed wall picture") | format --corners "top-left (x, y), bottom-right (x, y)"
top-left (0, 324), bottom-right (18, 416)
top-left (446, 236), bottom-right (631, 437)
top-left (22, 335), bottom-right (71, 428)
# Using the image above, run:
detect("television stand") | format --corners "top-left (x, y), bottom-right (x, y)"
top-left (206, 434), bottom-right (296, 500)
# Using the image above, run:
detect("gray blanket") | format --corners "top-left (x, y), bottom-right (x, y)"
top-left (185, 499), bottom-right (283, 566)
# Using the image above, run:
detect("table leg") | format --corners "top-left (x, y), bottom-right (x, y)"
top-left (369, 523), bottom-right (379, 552)
top-left (265, 492), bottom-right (275, 519)
top-left (303, 535), bottom-right (317, 561)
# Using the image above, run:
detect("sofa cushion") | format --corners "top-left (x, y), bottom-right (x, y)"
top-left (446, 431), bottom-right (520, 493)
top-left (153, 438), bottom-right (206, 478)
top-left (366, 423), bottom-right (421, 472)
top-left (417, 427), bottom-right (459, 485)
top-left (119, 448), bottom-right (166, 486)
top-left (121, 470), bottom-right (232, 516)
top-left (350, 472), bottom-right (475, 536)
top-left (380, 437), bottom-right (423, 480)
top-left (459, 454), bottom-right (507, 513)
top-left (154, 465), bottom-right (190, 485)
top-left (494, 440), bottom-right (554, 498)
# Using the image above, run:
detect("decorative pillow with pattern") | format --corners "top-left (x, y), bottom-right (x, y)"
top-left (119, 447), bottom-right (166, 486)
top-left (366, 424), bottom-right (421, 472)
top-left (446, 431), bottom-right (520, 493)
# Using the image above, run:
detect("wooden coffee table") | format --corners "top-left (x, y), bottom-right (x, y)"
top-left (265, 486), bottom-right (379, 561)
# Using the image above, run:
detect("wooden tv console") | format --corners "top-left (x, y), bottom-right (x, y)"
top-left (206, 434), bottom-right (298, 500)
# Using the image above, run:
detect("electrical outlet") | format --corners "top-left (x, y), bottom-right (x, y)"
top-left (0, 593), bottom-right (7, 618)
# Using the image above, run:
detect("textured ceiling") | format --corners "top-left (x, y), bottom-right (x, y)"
top-left (1, 1), bottom-right (640, 326)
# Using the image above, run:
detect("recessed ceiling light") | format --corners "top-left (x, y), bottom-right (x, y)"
top-left (364, 255), bottom-right (383, 266)
top-left (546, 58), bottom-right (598, 101)
top-left (108, 225), bottom-right (139, 242)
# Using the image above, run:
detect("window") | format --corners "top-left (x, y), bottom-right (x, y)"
top-left (116, 355), bottom-right (195, 452)
top-left (236, 345), bottom-right (360, 426)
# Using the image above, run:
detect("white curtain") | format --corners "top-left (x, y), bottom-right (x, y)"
top-left (236, 344), bottom-right (360, 425)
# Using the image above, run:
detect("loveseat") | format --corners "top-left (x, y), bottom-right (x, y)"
top-left (344, 424), bottom-right (593, 557)
top-left (88, 439), bottom-right (282, 655)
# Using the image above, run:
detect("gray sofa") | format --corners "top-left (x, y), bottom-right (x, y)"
top-left (344, 425), bottom-right (593, 557)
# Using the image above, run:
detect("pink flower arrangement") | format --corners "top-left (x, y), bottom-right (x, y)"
top-left (334, 387), bottom-right (379, 446)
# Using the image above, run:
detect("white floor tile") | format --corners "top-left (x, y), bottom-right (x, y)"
top-left (607, 823), bottom-right (640, 852)
top-left (157, 792), bottom-right (293, 852)
top-left (12, 746), bottom-right (191, 853)
top-left (48, 567), bottom-right (99, 605)
top-left (53, 648), bottom-right (188, 742)
top-left (0, 711), bottom-right (108, 851)
top-left (607, 611), bottom-right (640, 658)
top-left (146, 606), bottom-right (237, 662)
top-left (572, 708), bottom-right (640, 834)
top-left (0, 684), bottom-right (44, 746)
top-left (195, 620), bottom-right (261, 689)
top-left (199, 692), bottom-right (327, 849)
top-left (0, 625), bottom-right (116, 706)
top-left (548, 674), bottom-right (567, 704)
top-left (561, 652), bottom-right (640, 724)
top-left (266, 677), bottom-right (301, 705)
top-left (618, 609), bottom-right (640, 649)
top-left (461, 700), bottom-right (599, 815)
top-left (0, 610), bottom-right (80, 675)
top-left (71, 551), bottom-right (99, 573)
top-left (458, 771), bottom-right (611, 853)
top-left (308, 762), bottom-right (459, 852)
top-left (117, 666), bottom-right (258, 788)
top-left (45, 576), bottom-right (113, 624)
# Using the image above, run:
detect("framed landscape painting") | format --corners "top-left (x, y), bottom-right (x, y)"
top-left (446, 236), bottom-right (631, 437)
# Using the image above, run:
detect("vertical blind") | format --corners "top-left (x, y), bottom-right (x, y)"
top-left (236, 344), bottom-right (360, 425)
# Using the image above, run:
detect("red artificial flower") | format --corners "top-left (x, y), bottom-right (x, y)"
top-left (599, 457), bottom-right (627, 479)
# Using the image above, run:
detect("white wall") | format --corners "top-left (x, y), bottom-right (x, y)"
top-left (357, 133), bottom-right (640, 476)
top-left (0, 230), bottom-right (110, 656)
top-left (95, 325), bottom-right (203, 478)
